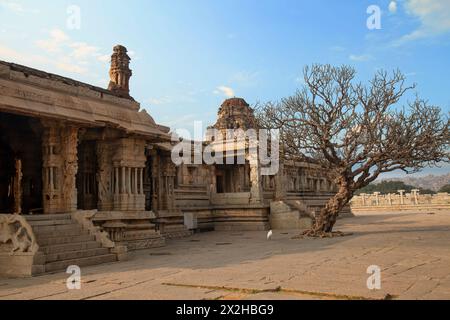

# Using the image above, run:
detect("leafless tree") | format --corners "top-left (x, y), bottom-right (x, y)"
top-left (257, 64), bottom-right (449, 237)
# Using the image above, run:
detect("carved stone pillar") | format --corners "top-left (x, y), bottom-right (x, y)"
top-left (13, 159), bottom-right (22, 214)
top-left (60, 125), bottom-right (79, 212)
top-left (96, 141), bottom-right (114, 211)
top-left (156, 156), bottom-right (176, 211)
top-left (112, 138), bottom-right (146, 211)
top-left (41, 122), bottom-right (79, 214)
top-left (42, 124), bottom-right (59, 214)
top-left (274, 159), bottom-right (285, 200)
top-left (248, 151), bottom-right (262, 204)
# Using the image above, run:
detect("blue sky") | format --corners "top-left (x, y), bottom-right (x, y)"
top-left (0, 0), bottom-right (449, 178)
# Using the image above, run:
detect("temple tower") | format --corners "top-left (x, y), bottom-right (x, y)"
top-left (108, 45), bottom-right (132, 98)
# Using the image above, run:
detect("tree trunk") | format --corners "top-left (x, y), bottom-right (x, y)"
top-left (305, 178), bottom-right (353, 236)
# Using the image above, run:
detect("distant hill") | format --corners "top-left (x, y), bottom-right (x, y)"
top-left (381, 173), bottom-right (450, 192)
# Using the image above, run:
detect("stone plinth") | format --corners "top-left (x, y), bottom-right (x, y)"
top-left (153, 210), bottom-right (193, 239)
top-left (269, 201), bottom-right (312, 230)
top-left (92, 211), bottom-right (165, 250)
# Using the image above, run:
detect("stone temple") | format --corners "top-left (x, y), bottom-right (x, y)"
top-left (0, 45), bottom-right (350, 277)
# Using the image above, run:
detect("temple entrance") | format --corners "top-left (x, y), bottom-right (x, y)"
top-left (0, 112), bottom-right (43, 214)
top-left (215, 164), bottom-right (250, 194)
top-left (76, 140), bottom-right (98, 210)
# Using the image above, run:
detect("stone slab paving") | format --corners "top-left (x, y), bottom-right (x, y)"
top-left (1, 210), bottom-right (449, 300)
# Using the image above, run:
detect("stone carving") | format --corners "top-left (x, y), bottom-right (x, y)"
top-left (0, 214), bottom-right (38, 253)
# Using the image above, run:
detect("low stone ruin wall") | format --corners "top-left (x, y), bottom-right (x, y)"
top-left (351, 192), bottom-right (450, 212)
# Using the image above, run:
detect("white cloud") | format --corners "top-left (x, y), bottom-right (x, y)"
top-left (329, 45), bottom-right (346, 52)
top-left (0, 44), bottom-right (49, 65)
top-left (32, 29), bottom-right (111, 75)
top-left (0, 0), bottom-right (23, 12)
top-left (148, 96), bottom-right (172, 105)
top-left (349, 54), bottom-right (373, 62)
top-left (56, 60), bottom-right (87, 74)
top-left (231, 70), bottom-right (259, 87)
top-left (36, 29), bottom-right (69, 53)
top-left (395, 0), bottom-right (450, 44)
top-left (214, 86), bottom-right (235, 98)
top-left (69, 42), bottom-right (100, 59)
top-left (389, 1), bottom-right (397, 14)
top-left (97, 54), bottom-right (110, 63)
top-left (0, 0), bottom-right (39, 13)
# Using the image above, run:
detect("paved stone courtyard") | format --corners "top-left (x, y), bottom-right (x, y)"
top-left (1, 210), bottom-right (450, 300)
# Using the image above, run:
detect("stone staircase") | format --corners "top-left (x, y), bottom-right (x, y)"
top-left (25, 214), bottom-right (117, 274)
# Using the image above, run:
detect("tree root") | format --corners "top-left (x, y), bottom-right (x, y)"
top-left (292, 230), bottom-right (353, 239)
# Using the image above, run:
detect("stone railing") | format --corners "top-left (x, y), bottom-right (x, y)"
top-left (350, 191), bottom-right (450, 210)
top-left (71, 210), bottom-right (128, 261)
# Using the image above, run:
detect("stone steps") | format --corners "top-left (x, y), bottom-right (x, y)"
top-left (35, 227), bottom-right (88, 239)
top-left (38, 234), bottom-right (95, 246)
top-left (23, 214), bottom-right (118, 274)
top-left (44, 254), bottom-right (117, 273)
top-left (32, 223), bottom-right (83, 234)
top-left (26, 214), bottom-right (72, 221)
top-left (45, 247), bottom-right (111, 263)
top-left (27, 219), bottom-right (74, 227)
top-left (40, 241), bottom-right (102, 255)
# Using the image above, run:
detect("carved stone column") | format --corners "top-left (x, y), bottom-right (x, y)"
top-left (96, 141), bottom-right (114, 211)
top-left (112, 138), bottom-right (146, 211)
top-left (60, 125), bottom-right (79, 212)
top-left (248, 150), bottom-right (262, 204)
top-left (13, 159), bottom-right (22, 214)
top-left (41, 122), bottom-right (79, 214)
top-left (42, 123), bottom-right (60, 214)
top-left (161, 157), bottom-right (176, 211)
top-left (274, 159), bottom-right (285, 200)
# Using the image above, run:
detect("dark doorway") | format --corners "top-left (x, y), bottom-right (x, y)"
top-left (0, 112), bottom-right (43, 214)
top-left (0, 140), bottom-right (14, 212)
top-left (76, 140), bottom-right (98, 210)
top-left (216, 175), bottom-right (224, 193)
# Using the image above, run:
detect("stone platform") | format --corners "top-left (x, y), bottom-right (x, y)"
top-left (2, 210), bottom-right (450, 299)
top-left (91, 211), bottom-right (166, 251)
